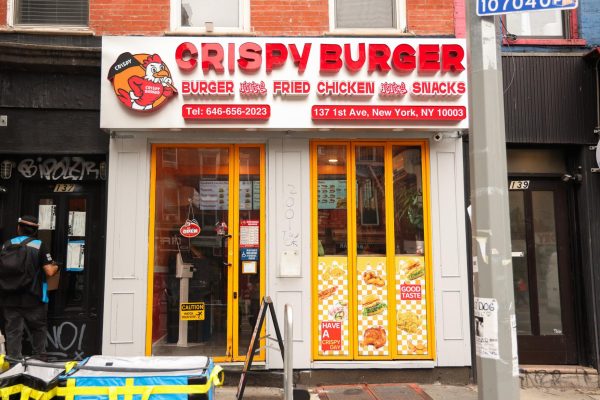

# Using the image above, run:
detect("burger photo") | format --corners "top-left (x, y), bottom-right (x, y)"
top-left (361, 294), bottom-right (387, 317)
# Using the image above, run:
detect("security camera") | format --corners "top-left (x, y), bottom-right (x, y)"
top-left (433, 133), bottom-right (443, 142)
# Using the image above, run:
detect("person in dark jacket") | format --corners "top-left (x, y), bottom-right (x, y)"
top-left (1, 215), bottom-right (57, 359)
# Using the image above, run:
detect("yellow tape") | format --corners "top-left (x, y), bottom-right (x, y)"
top-left (56, 367), bottom-right (225, 398)
top-left (0, 385), bottom-right (56, 400)
top-left (1, 384), bottom-right (23, 400)
top-left (64, 362), bottom-right (78, 375)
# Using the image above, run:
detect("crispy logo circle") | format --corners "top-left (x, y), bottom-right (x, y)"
top-left (107, 52), bottom-right (178, 112)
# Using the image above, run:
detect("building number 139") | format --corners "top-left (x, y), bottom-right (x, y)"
top-left (509, 180), bottom-right (530, 190)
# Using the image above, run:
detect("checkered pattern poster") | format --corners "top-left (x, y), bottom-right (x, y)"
top-left (356, 257), bottom-right (389, 357)
top-left (395, 256), bottom-right (428, 356)
top-left (316, 256), bottom-right (350, 356)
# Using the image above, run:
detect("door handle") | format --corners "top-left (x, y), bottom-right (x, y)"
top-left (512, 251), bottom-right (525, 257)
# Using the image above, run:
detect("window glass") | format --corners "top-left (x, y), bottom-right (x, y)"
top-left (15, 0), bottom-right (89, 26)
top-left (355, 146), bottom-right (386, 256)
top-left (506, 10), bottom-right (564, 37)
top-left (509, 191), bottom-right (532, 335)
top-left (152, 147), bottom-right (230, 357)
top-left (317, 145), bottom-right (348, 257)
top-left (179, 0), bottom-right (240, 29)
top-left (532, 191), bottom-right (562, 335)
top-left (392, 146), bottom-right (423, 255)
top-left (335, 0), bottom-right (395, 29)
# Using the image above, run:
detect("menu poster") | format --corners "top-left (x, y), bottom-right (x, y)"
top-left (240, 181), bottom-right (253, 211)
top-left (38, 205), bottom-right (56, 231)
top-left (240, 220), bottom-right (259, 248)
top-left (68, 211), bottom-right (86, 237)
top-left (66, 240), bottom-right (85, 272)
top-left (199, 181), bottom-right (228, 210)
top-left (252, 181), bottom-right (261, 210)
top-left (318, 180), bottom-right (347, 210)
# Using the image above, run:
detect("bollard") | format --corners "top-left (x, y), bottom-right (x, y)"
top-left (283, 304), bottom-right (293, 400)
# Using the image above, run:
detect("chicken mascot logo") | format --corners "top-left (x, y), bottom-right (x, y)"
top-left (107, 52), bottom-right (177, 112)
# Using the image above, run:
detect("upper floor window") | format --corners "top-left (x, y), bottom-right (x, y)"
top-left (506, 9), bottom-right (565, 38)
top-left (503, 9), bottom-right (584, 45)
top-left (171, 0), bottom-right (248, 33)
top-left (330, 0), bottom-right (406, 33)
top-left (14, 0), bottom-right (88, 26)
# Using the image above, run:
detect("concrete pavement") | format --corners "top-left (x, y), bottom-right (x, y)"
top-left (216, 383), bottom-right (600, 399)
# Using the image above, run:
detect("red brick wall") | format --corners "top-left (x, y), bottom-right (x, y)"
top-left (90, 0), bottom-right (170, 35)
top-left (407, 0), bottom-right (455, 35)
top-left (0, 0), bottom-right (454, 37)
top-left (0, 1), bottom-right (7, 28)
top-left (251, 0), bottom-right (329, 36)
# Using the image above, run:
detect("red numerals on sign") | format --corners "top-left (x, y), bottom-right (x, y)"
top-left (182, 104), bottom-right (270, 120)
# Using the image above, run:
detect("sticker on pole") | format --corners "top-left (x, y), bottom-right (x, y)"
top-left (477, 0), bottom-right (578, 17)
top-left (180, 302), bottom-right (205, 320)
top-left (474, 297), bottom-right (499, 359)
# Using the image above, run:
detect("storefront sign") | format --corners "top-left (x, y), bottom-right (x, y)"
top-left (180, 302), bottom-right (205, 320)
top-left (321, 321), bottom-right (343, 351)
top-left (101, 37), bottom-right (469, 130)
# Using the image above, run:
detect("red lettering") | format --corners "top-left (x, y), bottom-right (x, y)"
top-left (419, 44), bottom-right (440, 71)
top-left (344, 43), bottom-right (366, 72)
top-left (320, 44), bottom-right (343, 72)
top-left (441, 44), bottom-right (465, 72)
top-left (368, 44), bottom-right (391, 73)
top-left (201, 43), bottom-right (224, 73)
top-left (289, 43), bottom-right (312, 73)
top-left (175, 42), bottom-right (198, 71)
top-left (391, 44), bottom-right (416, 72)
top-left (238, 42), bottom-right (262, 71)
top-left (228, 43), bottom-right (235, 73)
top-left (265, 43), bottom-right (288, 72)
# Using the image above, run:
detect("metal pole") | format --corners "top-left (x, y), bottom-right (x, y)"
top-left (283, 304), bottom-right (293, 400)
top-left (465, 2), bottom-right (520, 399)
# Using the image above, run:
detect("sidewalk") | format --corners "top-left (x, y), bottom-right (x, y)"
top-left (216, 383), bottom-right (600, 399)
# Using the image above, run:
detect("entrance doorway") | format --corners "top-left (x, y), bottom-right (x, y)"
top-left (21, 181), bottom-right (105, 360)
top-left (509, 178), bottom-right (577, 364)
top-left (149, 145), bottom-right (265, 362)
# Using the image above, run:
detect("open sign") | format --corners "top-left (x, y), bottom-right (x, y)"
top-left (180, 220), bottom-right (201, 238)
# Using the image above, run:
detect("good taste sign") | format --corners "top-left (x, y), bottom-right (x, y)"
top-left (101, 37), bottom-right (468, 130)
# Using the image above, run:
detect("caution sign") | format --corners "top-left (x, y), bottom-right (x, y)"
top-left (180, 302), bottom-right (205, 320)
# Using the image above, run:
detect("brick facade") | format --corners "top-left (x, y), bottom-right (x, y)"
top-left (1, 0), bottom-right (455, 36)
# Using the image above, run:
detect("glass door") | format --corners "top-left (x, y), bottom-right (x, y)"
top-left (21, 182), bottom-right (104, 360)
top-left (150, 145), bottom-right (264, 362)
top-left (509, 178), bottom-right (577, 364)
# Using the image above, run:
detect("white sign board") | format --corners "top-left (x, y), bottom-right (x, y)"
top-left (101, 37), bottom-right (469, 130)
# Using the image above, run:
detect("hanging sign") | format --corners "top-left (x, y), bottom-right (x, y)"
top-left (180, 219), bottom-right (201, 238)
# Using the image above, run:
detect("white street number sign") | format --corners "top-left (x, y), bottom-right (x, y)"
top-left (477, 0), bottom-right (577, 16)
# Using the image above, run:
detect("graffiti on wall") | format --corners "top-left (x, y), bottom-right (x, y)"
top-left (16, 157), bottom-right (105, 181)
top-left (23, 320), bottom-right (92, 360)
